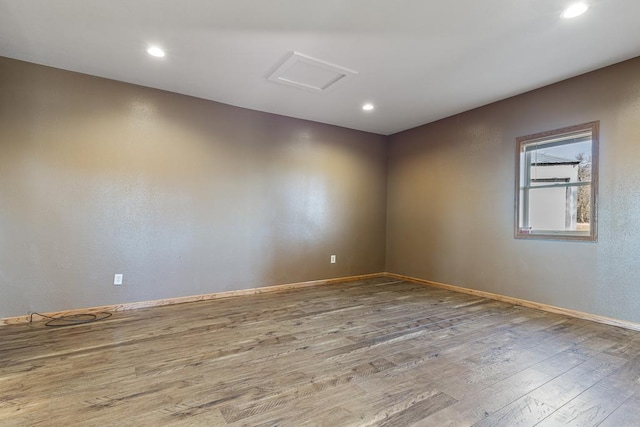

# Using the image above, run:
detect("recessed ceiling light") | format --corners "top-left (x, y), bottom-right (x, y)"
top-left (362, 103), bottom-right (375, 111)
top-left (147, 46), bottom-right (165, 58)
top-left (562, 3), bottom-right (589, 18)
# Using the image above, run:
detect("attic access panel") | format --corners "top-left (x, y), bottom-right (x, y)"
top-left (267, 51), bottom-right (357, 93)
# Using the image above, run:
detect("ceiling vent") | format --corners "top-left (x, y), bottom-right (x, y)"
top-left (266, 51), bottom-right (357, 94)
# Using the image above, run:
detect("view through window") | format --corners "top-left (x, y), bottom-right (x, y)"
top-left (515, 121), bottom-right (599, 241)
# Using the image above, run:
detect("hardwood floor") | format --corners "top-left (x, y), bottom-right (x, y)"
top-left (1, 277), bottom-right (640, 426)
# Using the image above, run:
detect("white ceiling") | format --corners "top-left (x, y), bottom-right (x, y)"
top-left (1, 0), bottom-right (639, 135)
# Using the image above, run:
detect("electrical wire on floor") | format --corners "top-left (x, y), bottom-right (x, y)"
top-left (29, 311), bottom-right (112, 327)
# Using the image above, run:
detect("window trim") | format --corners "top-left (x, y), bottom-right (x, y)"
top-left (514, 121), bottom-right (599, 242)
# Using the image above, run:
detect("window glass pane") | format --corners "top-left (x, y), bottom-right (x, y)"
top-left (527, 140), bottom-right (591, 185)
top-left (527, 184), bottom-right (590, 232)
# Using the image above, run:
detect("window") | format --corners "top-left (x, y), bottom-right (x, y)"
top-left (515, 121), bottom-right (599, 241)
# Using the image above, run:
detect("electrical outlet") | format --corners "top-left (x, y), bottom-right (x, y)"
top-left (330, 255), bottom-right (336, 264)
top-left (114, 274), bottom-right (123, 285)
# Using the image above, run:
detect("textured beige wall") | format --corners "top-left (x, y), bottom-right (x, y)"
top-left (386, 57), bottom-right (640, 323)
top-left (0, 57), bottom-right (387, 317)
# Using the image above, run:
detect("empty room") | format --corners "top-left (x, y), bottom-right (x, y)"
top-left (2, 1), bottom-right (640, 425)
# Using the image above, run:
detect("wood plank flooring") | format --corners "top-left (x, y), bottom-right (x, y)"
top-left (1, 277), bottom-right (640, 426)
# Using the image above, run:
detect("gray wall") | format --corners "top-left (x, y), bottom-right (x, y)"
top-left (386, 57), bottom-right (640, 323)
top-left (0, 57), bottom-right (388, 318)
top-left (3, 54), bottom-right (640, 324)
